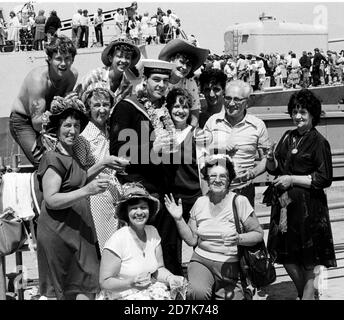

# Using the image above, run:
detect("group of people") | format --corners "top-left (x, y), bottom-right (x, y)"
top-left (0, 2), bottom-right (183, 53)
top-left (111, 4), bottom-right (182, 46)
top-left (205, 48), bottom-right (344, 91)
top-left (0, 8), bottom-right (62, 52)
top-left (9, 32), bottom-right (337, 300)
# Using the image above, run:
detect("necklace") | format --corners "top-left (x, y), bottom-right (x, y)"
top-left (291, 135), bottom-right (305, 155)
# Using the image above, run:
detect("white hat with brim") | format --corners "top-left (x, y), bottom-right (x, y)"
top-left (140, 59), bottom-right (175, 76)
top-left (158, 39), bottom-right (210, 74)
top-left (115, 182), bottom-right (160, 222)
top-left (101, 40), bottom-right (141, 67)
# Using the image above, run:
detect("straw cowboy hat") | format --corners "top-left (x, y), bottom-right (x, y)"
top-left (115, 182), bottom-right (160, 222)
top-left (158, 38), bottom-right (210, 74)
top-left (101, 40), bottom-right (141, 67)
top-left (48, 94), bottom-right (89, 133)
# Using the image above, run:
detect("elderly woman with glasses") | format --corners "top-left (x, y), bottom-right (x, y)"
top-left (165, 154), bottom-right (263, 300)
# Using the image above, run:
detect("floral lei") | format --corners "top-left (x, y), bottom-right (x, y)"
top-left (138, 97), bottom-right (176, 135)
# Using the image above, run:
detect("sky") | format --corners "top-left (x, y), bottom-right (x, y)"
top-left (1, 0), bottom-right (344, 53)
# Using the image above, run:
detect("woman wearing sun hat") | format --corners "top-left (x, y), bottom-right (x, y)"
top-left (99, 182), bottom-right (184, 300)
top-left (158, 38), bottom-right (210, 127)
top-left (76, 40), bottom-right (141, 112)
top-left (36, 95), bottom-right (126, 300)
top-left (109, 58), bottom-right (184, 274)
top-left (73, 82), bottom-right (130, 252)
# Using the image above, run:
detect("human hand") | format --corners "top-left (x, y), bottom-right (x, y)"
top-left (193, 128), bottom-right (213, 147)
top-left (153, 131), bottom-right (171, 153)
top-left (261, 141), bottom-right (276, 161)
top-left (86, 177), bottom-right (111, 195)
top-left (103, 155), bottom-right (130, 171)
top-left (272, 175), bottom-right (293, 190)
top-left (234, 169), bottom-right (255, 184)
top-left (221, 231), bottom-right (240, 246)
top-left (226, 144), bottom-right (239, 157)
top-left (131, 272), bottom-right (151, 289)
top-left (164, 194), bottom-right (183, 221)
top-left (167, 275), bottom-right (184, 288)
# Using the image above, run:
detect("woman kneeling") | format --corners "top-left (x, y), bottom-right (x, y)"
top-left (99, 182), bottom-right (185, 300)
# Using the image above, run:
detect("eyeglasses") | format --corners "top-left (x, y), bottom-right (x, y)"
top-left (224, 96), bottom-right (247, 104)
top-left (209, 174), bottom-right (228, 181)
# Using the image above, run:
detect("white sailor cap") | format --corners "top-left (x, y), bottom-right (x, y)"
top-left (140, 59), bottom-right (175, 76)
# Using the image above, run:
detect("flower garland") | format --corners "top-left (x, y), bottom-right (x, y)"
top-left (138, 97), bottom-right (176, 135)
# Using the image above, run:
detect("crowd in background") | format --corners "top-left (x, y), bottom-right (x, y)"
top-left (0, 2), bottom-right (183, 52)
top-left (202, 49), bottom-right (344, 90)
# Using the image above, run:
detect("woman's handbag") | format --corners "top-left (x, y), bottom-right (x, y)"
top-left (232, 194), bottom-right (276, 289)
top-left (0, 209), bottom-right (28, 256)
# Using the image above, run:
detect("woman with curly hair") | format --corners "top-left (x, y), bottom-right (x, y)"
top-left (163, 87), bottom-right (202, 275)
top-left (266, 89), bottom-right (337, 300)
top-left (165, 154), bottom-right (263, 300)
top-left (36, 95), bottom-right (127, 299)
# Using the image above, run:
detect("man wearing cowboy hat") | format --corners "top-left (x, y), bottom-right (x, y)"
top-left (76, 40), bottom-right (141, 111)
top-left (109, 59), bottom-right (183, 274)
top-left (9, 35), bottom-right (78, 168)
top-left (158, 38), bottom-right (210, 128)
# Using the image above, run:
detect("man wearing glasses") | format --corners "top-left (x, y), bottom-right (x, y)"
top-left (204, 80), bottom-right (270, 207)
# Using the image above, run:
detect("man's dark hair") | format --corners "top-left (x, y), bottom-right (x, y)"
top-left (45, 35), bottom-right (77, 59)
top-left (199, 69), bottom-right (227, 93)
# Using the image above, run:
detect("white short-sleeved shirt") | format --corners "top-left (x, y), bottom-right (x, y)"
top-left (104, 225), bottom-right (161, 279)
top-left (191, 192), bottom-right (253, 262)
top-left (204, 110), bottom-right (270, 188)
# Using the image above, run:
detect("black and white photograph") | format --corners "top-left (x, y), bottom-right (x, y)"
top-left (0, 0), bottom-right (343, 305)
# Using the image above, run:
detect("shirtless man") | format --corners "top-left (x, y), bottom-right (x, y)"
top-left (9, 35), bottom-right (78, 168)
